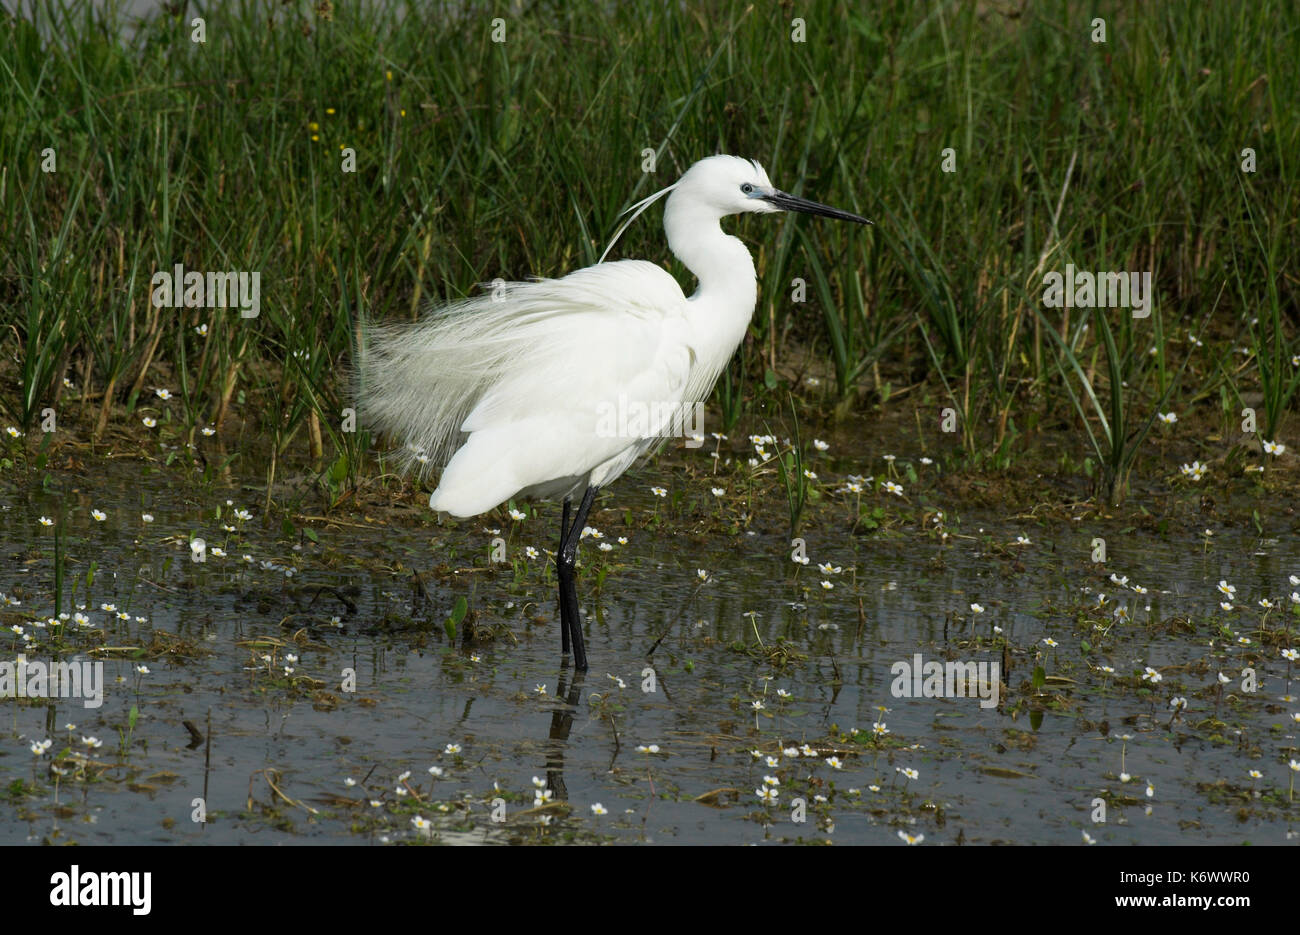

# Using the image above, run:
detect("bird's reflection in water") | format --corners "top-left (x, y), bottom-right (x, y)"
top-left (543, 667), bottom-right (585, 804)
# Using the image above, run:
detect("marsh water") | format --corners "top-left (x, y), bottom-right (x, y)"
top-left (2, 446), bottom-right (1298, 846)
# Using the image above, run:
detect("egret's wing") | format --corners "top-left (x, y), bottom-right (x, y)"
top-left (462, 261), bottom-right (692, 437)
top-left (361, 260), bottom-right (698, 515)
top-left (434, 262), bottom-right (693, 511)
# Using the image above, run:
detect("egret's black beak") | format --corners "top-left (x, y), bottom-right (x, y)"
top-left (763, 190), bottom-right (872, 225)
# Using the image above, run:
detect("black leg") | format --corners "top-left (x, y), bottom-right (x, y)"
top-left (556, 486), bottom-right (598, 671)
top-left (557, 497), bottom-right (574, 656)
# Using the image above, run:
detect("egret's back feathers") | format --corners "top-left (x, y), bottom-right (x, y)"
top-left (359, 260), bottom-right (698, 514)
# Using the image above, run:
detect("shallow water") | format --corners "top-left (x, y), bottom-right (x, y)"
top-left (1, 455), bottom-right (1298, 845)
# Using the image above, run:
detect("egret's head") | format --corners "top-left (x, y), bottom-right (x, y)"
top-left (677, 155), bottom-right (871, 224)
top-left (598, 154), bottom-right (869, 264)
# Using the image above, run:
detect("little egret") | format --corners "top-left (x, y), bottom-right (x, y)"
top-left (359, 155), bottom-right (869, 670)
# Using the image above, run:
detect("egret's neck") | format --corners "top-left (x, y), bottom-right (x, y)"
top-left (664, 196), bottom-right (757, 315)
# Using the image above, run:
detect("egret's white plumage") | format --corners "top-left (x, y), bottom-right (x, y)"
top-left (362, 261), bottom-right (692, 515)
top-left (357, 155), bottom-right (867, 517)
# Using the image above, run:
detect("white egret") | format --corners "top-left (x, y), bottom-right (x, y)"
top-left (358, 155), bottom-right (869, 670)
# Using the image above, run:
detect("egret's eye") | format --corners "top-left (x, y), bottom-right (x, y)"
top-left (740, 183), bottom-right (754, 195)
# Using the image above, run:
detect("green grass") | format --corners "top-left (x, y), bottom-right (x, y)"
top-left (0, 0), bottom-right (1296, 500)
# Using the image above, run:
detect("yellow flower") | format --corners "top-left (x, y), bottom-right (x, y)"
top-left (325, 107), bottom-right (335, 115)
top-left (309, 121), bottom-right (319, 131)
top-left (311, 134), bottom-right (319, 141)
top-left (385, 70), bottom-right (392, 81)
top-left (400, 109), bottom-right (406, 117)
